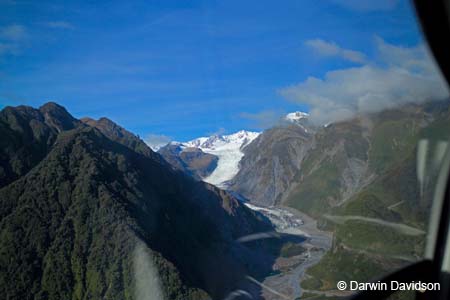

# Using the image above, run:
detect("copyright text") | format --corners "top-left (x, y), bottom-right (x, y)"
top-left (337, 280), bottom-right (440, 291)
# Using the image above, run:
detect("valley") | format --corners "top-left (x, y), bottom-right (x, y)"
top-left (167, 102), bottom-right (450, 300)
top-left (241, 203), bottom-right (332, 300)
top-left (2, 101), bottom-right (449, 300)
top-left (5, 2), bottom-right (450, 299)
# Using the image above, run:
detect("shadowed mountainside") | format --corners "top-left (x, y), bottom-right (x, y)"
top-left (158, 143), bottom-right (218, 180)
top-left (0, 103), bottom-right (80, 188)
top-left (0, 103), bottom-right (276, 300)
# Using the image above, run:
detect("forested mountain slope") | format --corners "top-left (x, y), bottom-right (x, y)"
top-left (0, 103), bottom-right (272, 300)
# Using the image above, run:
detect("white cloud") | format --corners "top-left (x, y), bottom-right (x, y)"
top-left (305, 39), bottom-right (367, 64)
top-left (0, 25), bottom-right (27, 57)
top-left (207, 127), bottom-right (226, 136)
top-left (43, 21), bottom-right (75, 30)
top-left (0, 24), bottom-right (27, 41)
top-left (330, 0), bottom-right (399, 12)
top-left (280, 38), bottom-right (449, 125)
top-left (144, 134), bottom-right (172, 151)
top-left (240, 110), bottom-right (284, 129)
top-left (374, 36), bottom-right (433, 74)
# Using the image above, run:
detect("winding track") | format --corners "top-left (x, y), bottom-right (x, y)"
top-left (323, 214), bottom-right (426, 236)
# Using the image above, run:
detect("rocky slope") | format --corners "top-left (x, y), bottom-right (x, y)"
top-left (157, 143), bottom-right (218, 180)
top-left (218, 101), bottom-right (450, 298)
top-left (159, 130), bottom-right (259, 187)
top-left (0, 103), bottom-right (273, 300)
top-left (294, 101), bottom-right (450, 292)
top-left (231, 100), bottom-right (450, 295)
top-left (228, 124), bottom-right (313, 205)
top-left (285, 102), bottom-right (448, 217)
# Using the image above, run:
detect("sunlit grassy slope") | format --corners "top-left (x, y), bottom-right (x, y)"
top-left (284, 101), bottom-right (450, 295)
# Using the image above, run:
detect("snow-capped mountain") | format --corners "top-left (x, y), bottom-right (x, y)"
top-left (157, 113), bottom-right (311, 190)
top-left (181, 130), bottom-right (260, 188)
top-left (183, 130), bottom-right (259, 150)
top-left (284, 111), bottom-right (311, 133)
top-left (285, 111), bottom-right (309, 122)
top-left (148, 144), bottom-right (165, 152)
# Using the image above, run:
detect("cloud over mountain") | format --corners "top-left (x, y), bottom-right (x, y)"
top-left (144, 133), bottom-right (172, 150)
top-left (305, 39), bottom-right (367, 64)
top-left (280, 38), bottom-right (449, 125)
top-left (240, 110), bottom-right (285, 129)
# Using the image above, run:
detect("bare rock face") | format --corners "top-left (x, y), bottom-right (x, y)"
top-left (283, 118), bottom-right (373, 214)
top-left (281, 102), bottom-right (450, 290)
top-left (158, 130), bottom-right (260, 188)
top-left (228, 124), bottom-right (314, 206)
top-left (158, 144), bottom-right (219, 180)
top-left (179, 147), bottom-right (219, 178)
top-left (230, 100), bottom-right (450, 213)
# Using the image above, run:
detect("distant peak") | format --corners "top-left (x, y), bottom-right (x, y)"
top-left (1, 105), bottom-right (39, 116)
top-left (81, 117), bottom-right (120, 130)
top-left (181, 130), bottom-right (260, 151)
top-left (285, 111), bottom-right (309, 122)
top-left (80, 117), bottom-right (95, 122)
top-left (228, 130), bottom-right (259, 137)
top-left (97, 117), bottom-right (115, 124)
top-left (39, 102), bottom-right (73, 119)
top-left (38, 102), bottom-right (78, 131)
top-left (39, 102), bottom-right (67, 113)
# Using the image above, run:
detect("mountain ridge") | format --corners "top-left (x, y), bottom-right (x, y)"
top-left (159, 130), bottom-right (260, 187)
top-left (226, 101), bottom-right (450, 294)
top-left (0, 102), bottom-right (81, 188)
top-left (0, 102), bottom-right (274, 300)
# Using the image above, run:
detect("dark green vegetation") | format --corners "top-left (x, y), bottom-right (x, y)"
top-left (80, 117), bottom-right (161, 161)
top-left (279, 242), bottom-right (306, 258)
top-left (0, 103), bottom-right (275, 300)
top-left (0, 102), bottom-right (79, 188)
top-left (281, 101), bottom-right (450, 294)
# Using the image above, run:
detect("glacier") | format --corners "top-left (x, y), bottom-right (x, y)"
top-left (183, 130), bottom-right (260, 188)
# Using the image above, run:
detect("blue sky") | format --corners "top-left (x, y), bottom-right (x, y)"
top-left (0, 0), bottom-right (426, 142)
